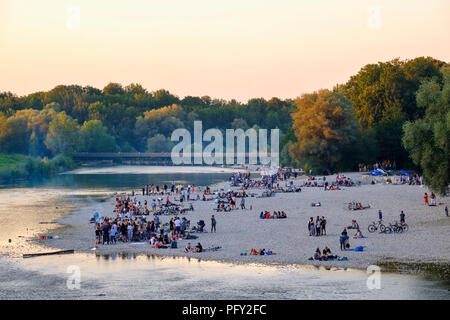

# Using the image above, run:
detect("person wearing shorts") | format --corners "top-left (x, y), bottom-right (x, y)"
top-left (174, 217), bottom-right (182, 238)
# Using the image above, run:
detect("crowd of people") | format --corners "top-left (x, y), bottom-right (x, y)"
top-left (310, 247), bottom-right (339, 261)
top-left (424, 192), bottom-right (437, 206)
top-left (359, 160), bottom-right (397, 172)
top-left (242, 248), bottom-right (276, 256)
top-left (259, 211), bottom-right (287, 219)
top-left (307, 216), bottom-right (327, 236)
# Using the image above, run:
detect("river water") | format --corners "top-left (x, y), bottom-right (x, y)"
top-left (0, 166), bottom-right (449, 300)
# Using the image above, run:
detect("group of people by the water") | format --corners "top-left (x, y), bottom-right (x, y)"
top-left (311, 247), bottom-right (339, 261)
top-left (215, 189), bottom-right (248, 212)
top-left (94, 212), bottom-right (191, 246)
top-left (242, 248), bottom-right (276, 256)
top-left (140, 182), bottom-right (195, 196)
top-left (259, 211), bottom-right (287, 219)
top-left (307, 216), bottom-right (327, 236)
top-left (359, 160), bottom-right (397, 172)
top-left (347, 201), bottom-right (371, 211)
top-left (424, 192), bottom-right (437, 206)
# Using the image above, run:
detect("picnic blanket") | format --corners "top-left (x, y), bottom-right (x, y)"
top-left (345, 246), bottom-right (365, 252)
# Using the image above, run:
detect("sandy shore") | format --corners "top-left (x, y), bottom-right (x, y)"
top-left (40, 172), bottom-right (450, 270)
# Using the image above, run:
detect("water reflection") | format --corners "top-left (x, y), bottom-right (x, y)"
top-left (9, 252), bottom-right (450, 300)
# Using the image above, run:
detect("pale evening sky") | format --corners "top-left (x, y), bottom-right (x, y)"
top-left (0, 0), bottom-right (449, 102)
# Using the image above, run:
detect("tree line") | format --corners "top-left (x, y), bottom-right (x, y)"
top-left (0, 56), bottom-right (448, 194)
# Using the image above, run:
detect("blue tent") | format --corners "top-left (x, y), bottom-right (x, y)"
top-left (400, 170), bottom-right (410, 176)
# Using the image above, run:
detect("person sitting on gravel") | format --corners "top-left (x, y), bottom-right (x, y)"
top-left (184, 242), bottom-right (192, 253)
top-left (347, 220), bottom-right (359, 229)
top-left (314, 248), bottom-right (322, 260)
top-left (194, 242), bottom-right (203, 252)
top-left (353, 229), bottom-right (364, 239)
top-left (321, 247), bottom-right (338, 260)
top-left (153, 239), bottom-right (167, 249)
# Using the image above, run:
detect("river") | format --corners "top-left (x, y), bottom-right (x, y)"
top-left (0, 166), bottom-right (449, 300)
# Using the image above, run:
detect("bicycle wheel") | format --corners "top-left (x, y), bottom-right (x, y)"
top-left (402, 224), bottom-right (408, 232)
top-left (379, 224), bottom-right (386, 233)
top-left (368, 225), bottom-right (376, 233)
top-left (384, 227), bottom-right (392, 234)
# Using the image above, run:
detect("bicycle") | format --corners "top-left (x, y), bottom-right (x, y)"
top-left (383, 222), bottom-right (403, 234)
top-left (398, 221), bottom-right (408, 232)
top-left (368, 221), bottom-right (386, 233)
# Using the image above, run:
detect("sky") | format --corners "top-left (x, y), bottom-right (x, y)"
top-left (0, 0), bottom-right (449, 102)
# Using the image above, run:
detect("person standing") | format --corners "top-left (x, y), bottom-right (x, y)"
top-left (445, 206), bottom-right (448, 217)
top-left (169, 218), bottom-right (174, 236)
top-left (400, 211), bottom-right (406, 224)
top-left (424, 193), bottom-right (428, 205)
top-left (101, 221), bottom-right (111, 245)
top-left (174, 216), bottom-right (182, 238)
top-left (308, 217), bottom-right (315, 236)
top-left (321, 216), bottom-right (327, 235)
top-left (315, 216), bottom-right (321, 236)
top-left (240, 197), bottom-right (246, 210)
top-left (340, 228), bottom-right (348, 251)
top-left (378, 210), bottom-right (383, 222)
top-left (211, 215), bottom-right (216, 233)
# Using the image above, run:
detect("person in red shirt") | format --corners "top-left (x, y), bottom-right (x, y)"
top-left (424, 193), bottom-right (428, 205)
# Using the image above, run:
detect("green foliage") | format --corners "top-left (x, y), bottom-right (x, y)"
top-left (402, 66), bottom-right (450, 195)
top-left (0, 153), bottom-right (75, 183)
top-left (0, 57), bottom-right (447, 173)
top-left (147, 134), bottom-right (174, 153)
top-left (289, 89), bottom-right (358, 174)
top-left (343, 57), bottom-right (446, 166)
top-left (44, 112), bottom-right (80, 155)
top-left (79, 120), bottom-right (118, 152)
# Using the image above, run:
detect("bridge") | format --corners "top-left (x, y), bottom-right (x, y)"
top-left (72, 152), bottom-right (271, 165)
top-left (73, 152), bottom-right (174, 165)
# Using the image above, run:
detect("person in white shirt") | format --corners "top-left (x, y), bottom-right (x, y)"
top-left (174, 217), bottom-right (182, 238)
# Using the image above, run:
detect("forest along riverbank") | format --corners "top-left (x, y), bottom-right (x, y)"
top-left (38, 172), bottom-right (450, 272)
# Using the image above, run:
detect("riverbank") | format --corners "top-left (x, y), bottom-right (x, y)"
top-left (0, 153), bottom-right (75, 184)
top-left (38, 172), bottom-right (450, 272)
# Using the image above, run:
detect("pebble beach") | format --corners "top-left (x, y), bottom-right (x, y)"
top-left (40, 172), bottom-right (450, 270)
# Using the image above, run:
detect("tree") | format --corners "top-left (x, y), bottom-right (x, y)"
top-left (103, 83), bottom-right (125, 95)
top-left (134, 104), bottom-right (184, 150)
top-left (289, 89), bottom-right (358, 174)
top-left (79, 120), bottom-right (118, 152)
top-left (0, 113), bottom-right (29, 154)
top-left (44, 112), bottom-right (80, 155)
top-left (231, 118), bottom-right (249, 130)
top-left (402, 66), bottom-right (450, 195)
top-left (342, 57), bottom-right (446, 166)
top-left (146, 134), bottom-right (174, 153)
top-left (88, 101), bottom-right (107, 122)
top-left (153, 89), bottom-right (179, 108)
